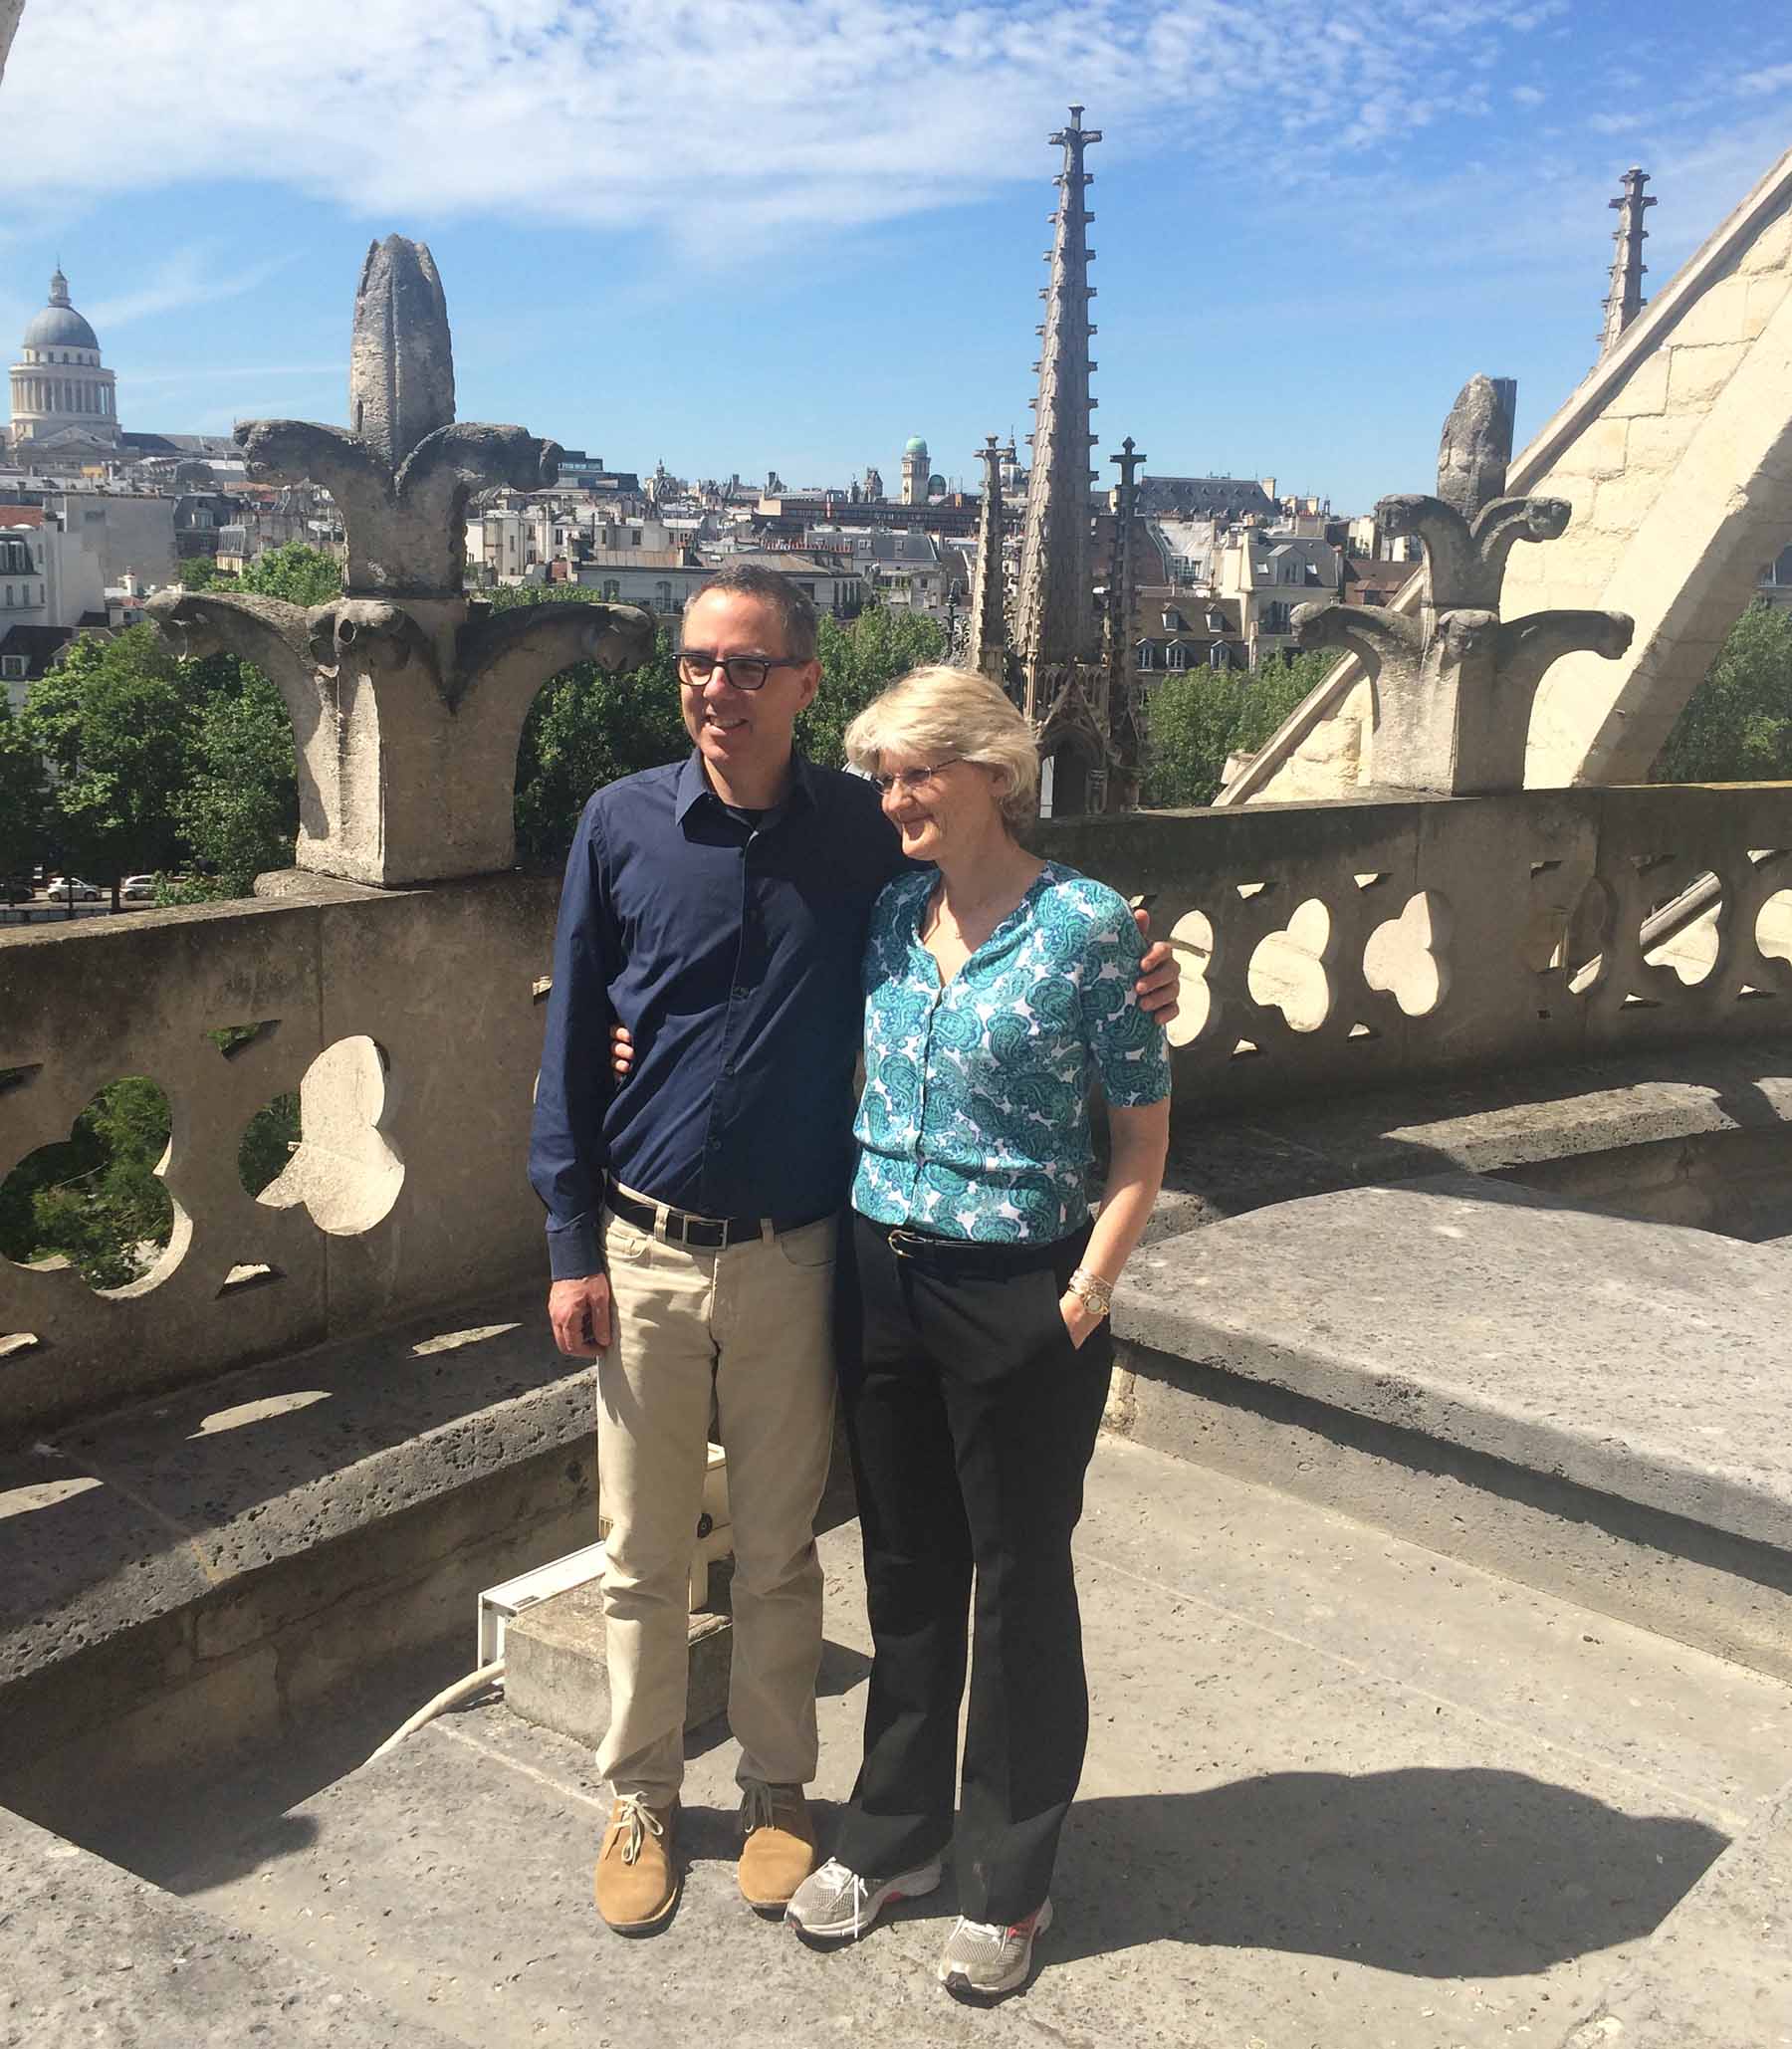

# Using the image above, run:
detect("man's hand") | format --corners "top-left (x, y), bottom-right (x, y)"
top-left (1132, 904), bottom-right (1181, 1024)
top-left (604, 918), bottom-right (1183, 1046)
top-left (550, 1272), bottom-right (612, 1356)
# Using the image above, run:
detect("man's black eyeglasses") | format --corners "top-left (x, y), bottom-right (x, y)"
top-left (678, 650), bottom-right (807, 692)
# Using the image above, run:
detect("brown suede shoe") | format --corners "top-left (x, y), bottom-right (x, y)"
top-left (594, 1795), bottom-right (680, 1935)
top-left (738, 1781), bottom-right (817, 1914)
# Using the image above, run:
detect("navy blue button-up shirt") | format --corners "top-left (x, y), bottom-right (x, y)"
top-left (528, 749), bottom-right (908, 1280)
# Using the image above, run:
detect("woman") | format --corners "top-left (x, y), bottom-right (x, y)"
top-left (785, 665), bottom-right (1172, 2002)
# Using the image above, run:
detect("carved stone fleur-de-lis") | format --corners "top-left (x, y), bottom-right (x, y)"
top-left (149, 236), bottom-right (654, 886)
top-left (1292, 373), bottom-right (1633, 795)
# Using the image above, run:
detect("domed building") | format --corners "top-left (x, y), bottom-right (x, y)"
top-left (900, 433), bottom-right (929, 506)
top-left (10, 268), bottom-right (119, 451)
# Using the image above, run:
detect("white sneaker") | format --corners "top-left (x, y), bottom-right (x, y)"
top-left (937, 1899), bottom-right (1053, 2000)
top-left (784, 1854), bottom-right (944, 1942)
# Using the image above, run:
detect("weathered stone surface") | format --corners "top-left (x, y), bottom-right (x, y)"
top-left (1435, 371), bottom-right (1515, 519)
top-left (0, 873), bottom-right (560, 1430)
top-left (1124, 1175), bottom-right (1792, 1546)
top-left (112, 1448), bottom-right (1792, 2049)
top-left (0, 1805), bottom-right (461, 2048)
top-left (349, 235), bottom-right (455, 473)
top-left (0, 1284), bottom-right (595, 1814)
top-left (505, 1578), bottom-right (733, 1752)
top-left (1560, 1776), bottom-right (1792, 2047)
top-left (1287, 384), bottom-right (1631, 798)
top-left (146, 239), bottom-right (654, 886)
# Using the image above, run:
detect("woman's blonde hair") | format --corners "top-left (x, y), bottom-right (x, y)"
top-left (843, 665), bottom-right (1040, 831)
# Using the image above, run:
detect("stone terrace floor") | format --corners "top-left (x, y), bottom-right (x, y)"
top-left (73, 1436), bottom-right (1792, 2049)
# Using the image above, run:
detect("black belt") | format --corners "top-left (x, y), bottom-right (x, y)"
top-left (860, 1216), bottom-right (1089, 1278)
top-left (605, 1181), bottom-right (832, 1252)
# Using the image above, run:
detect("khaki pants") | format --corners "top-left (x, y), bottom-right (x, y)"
top-left (596, 1188), bottom-right (838, 1806)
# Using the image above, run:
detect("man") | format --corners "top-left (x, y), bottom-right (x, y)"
top-left (529, 563), bottom-right (1176, 1936)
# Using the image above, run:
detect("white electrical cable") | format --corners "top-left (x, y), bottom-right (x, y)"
top-left (368, 1659), bottom-right (505, 1761)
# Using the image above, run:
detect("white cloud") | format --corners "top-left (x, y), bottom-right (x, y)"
top-left (1511, 83), bottom-right (1546, 106)
top-left (87, 247), bottom-right (296, 329)
top-left (1, 0), bottom-right (1586, 259)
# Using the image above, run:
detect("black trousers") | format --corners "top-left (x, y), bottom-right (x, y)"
top-left (832, 1213), bottom-right (1114, 1923)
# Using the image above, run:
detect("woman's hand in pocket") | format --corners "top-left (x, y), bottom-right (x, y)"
top-left (1059, 1289), bottom-right (1101, 1350)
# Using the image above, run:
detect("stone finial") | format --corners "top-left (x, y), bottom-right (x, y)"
top-left (1102, 435), bottom-right (1149, 810)
top-left (967, 434), bottom-right (1008, 684)
top-left (1600, 167), bottom-right (1656, 358)
top-left (150, 238), bottom-right (652, 888)
top-left (1436, 374), bottom-right (1517, 522)
top-left (350, 236), bottom-right (455, 472)
top-left (1291, 376), bottom-right (1631, 796)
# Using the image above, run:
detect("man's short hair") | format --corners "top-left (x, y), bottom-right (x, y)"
top-left (692, 563), bottom-right (819, 661)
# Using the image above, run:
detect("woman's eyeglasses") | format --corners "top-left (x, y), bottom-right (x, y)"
top-left (677, 650), bottom-right (807, 692)
top-left (870, 759), bottom-right (963, 795)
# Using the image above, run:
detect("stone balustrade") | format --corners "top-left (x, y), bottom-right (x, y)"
top-left (1034, 779), bottom-right (1792, 1107)
top-left (1, 871), bottom-right (557, 1435)
top-left (4, 779), bottom-right (1788, 1437)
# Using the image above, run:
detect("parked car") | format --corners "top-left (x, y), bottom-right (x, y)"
top-left (120, 874), bottom-right (158, 903)
top-left (2, 876), bottom-right (31, 905)
top-left (48, 877), bottom-right (103, 902)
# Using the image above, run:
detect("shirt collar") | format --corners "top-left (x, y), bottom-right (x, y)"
top-left (674, 747), bottom-right (819, 826)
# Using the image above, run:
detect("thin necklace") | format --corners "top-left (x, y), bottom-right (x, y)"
top-left (924, 859), bottom-right (1042, 944)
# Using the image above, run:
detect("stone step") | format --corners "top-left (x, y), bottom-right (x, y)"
top-left (503, 1573), bottom-right (733, 1752)
top-left (1115, 1172), bottom-right (1792, 1680)
top-left (99, 1438), bottom-right (1792, 2049)
top-left (1560, 1772), bottom-right (1792, 2047)
top-left (0, 1285), bottom-right (597, 1834)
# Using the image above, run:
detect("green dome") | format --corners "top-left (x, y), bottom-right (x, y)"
top-left (904, 435), bottom-right (928, 455)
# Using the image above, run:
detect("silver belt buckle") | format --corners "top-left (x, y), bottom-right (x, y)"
top-left (888, 1227), bottom-right (926, 1259)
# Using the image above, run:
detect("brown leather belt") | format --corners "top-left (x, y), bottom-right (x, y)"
top-left (605, 1180), bottom-right (831, 1252)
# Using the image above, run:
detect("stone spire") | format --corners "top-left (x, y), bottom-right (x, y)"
top-left (1013, 104), bottom-right (1101, 714)
top-left (967, 434), bottom-right (1008, 682)
top-left (1600, 167), bottom-right (1656, 357)
top-left (1104, 435), bottom-right (1148, 807)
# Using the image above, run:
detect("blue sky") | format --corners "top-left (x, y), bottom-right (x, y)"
top-left (4, 1), bottom-right (1790, 512)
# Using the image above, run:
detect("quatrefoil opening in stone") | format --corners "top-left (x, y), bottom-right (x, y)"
top-left (1639, 867), bottom-right (1722, 988)
top-left (0, 1075), bottom-right (187, 1295)
top-left (1165, 908), bottom-right (1216, 1048)
top-left (1758, 888), bottom-right (1792, 969)
top-left (1247, 896), bottom-right (1335, 1034)
top-left (1364, 891), bottom-right (1453, 1018)
top-left (251, 1035), bottom-right (403, 1237)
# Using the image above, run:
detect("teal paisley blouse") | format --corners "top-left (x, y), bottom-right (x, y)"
top-left (851, 861), bottom-right (1172, 1242)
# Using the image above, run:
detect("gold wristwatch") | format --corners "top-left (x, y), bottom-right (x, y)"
top-left (1066, 1266), bottom-right (1114, 1321)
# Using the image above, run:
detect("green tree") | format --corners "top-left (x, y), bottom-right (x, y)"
top-left (799, 607), bottom-right (945, 767)
top-left (0, 694), bottom-right (47, 875)
top-left (167, 662), bottom-right (299, 897)
top-left (237, 541), bottom-right (343, 606)
top-left (22, 627), bottom-right (197, 899)
top-left (174, 553), bottom-right (227, 590)
top-left (513, 620), bottom-right (690, 866)
top-left (1143, 649), bottom-right (1333, 806)
top-left (0, 1077), bottom-right (173, 1289)
top-left (1653, 599), bottom-right (1792, 784)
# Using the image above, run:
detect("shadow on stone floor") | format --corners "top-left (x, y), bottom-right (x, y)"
top-left (1049, 1767), bottom-right (1727, 1979)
